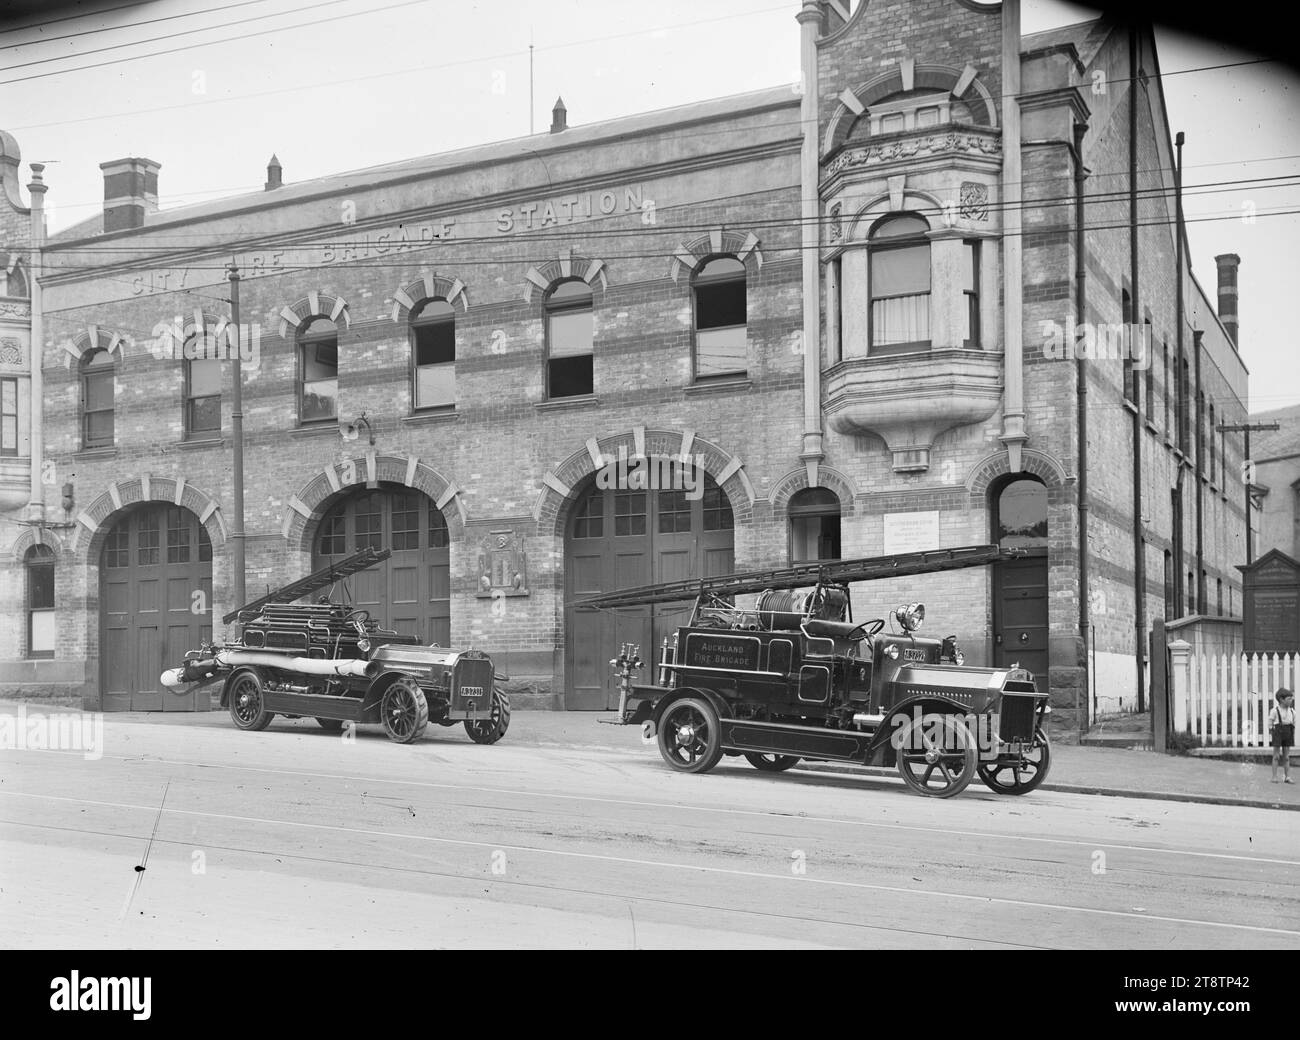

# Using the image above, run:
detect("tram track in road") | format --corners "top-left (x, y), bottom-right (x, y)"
top-left (4, 745), bottom-right (1294, 869)
top-left (0, 816), bottom-right (1047, 950)
top-left (2, 787), bottom-right (1297, 946)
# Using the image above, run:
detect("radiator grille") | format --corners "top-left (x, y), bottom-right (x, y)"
top-left (998, 694), bottom-right (1037, 743)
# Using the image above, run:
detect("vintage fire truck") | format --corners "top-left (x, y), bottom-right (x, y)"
top-left (161, 548), bottom-right (510, 745)
top-left (579, 545), bottom-right (1050, 798)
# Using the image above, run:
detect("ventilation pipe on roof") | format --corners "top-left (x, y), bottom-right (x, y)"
top-left (551, 97), bottom-right (567, 133)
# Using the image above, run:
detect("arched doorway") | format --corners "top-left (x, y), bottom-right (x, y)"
top-left (991, 475), bottom-right (1049, 681)
top-left (565, 473), bottom-right (735, 709)
top-left (100, 503), bottom-right (213, 711)
top-left (312, 482), bottom-right (450, 646)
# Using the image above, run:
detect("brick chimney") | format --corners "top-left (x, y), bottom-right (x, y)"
top-left (99, 157), bottom-right (160, 232)
top-left (265, 154), bottom-right (282, 191)
top-left (1214, 253), bottom-right (1240, 346)
top-left (550, 97), bottom-right (567, 133)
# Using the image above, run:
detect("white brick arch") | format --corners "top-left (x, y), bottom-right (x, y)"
top-left (284, 452), bottom-right (467, 552)
top-left (769, 466), bottom-right (858, 517)
top-left (966, 448), bottom-right (1071, 496)
top-left (71, 475), bottom-right (227, 562)
top-left (823, 61), bottom-right (998, 156)
top-left (278, 291), bottom-right (351, 338)
top-left (7, 526), bottom-right (64, 560)
top-left (669, 228), bottom-right (763, 283)
top-left (390, 271), bottom-right (469, 323)
top-left (846, 190), bottom-right (946, 242)
top-left (58, 323), bottom-right (128, 369)
top-left (522, 248), bottom-right (607, 303)
top-left (536, 426), bottom-right (757, 537)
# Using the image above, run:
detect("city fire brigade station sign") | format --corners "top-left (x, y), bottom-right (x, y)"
top-left (121, 182), bottom-right (652, 303)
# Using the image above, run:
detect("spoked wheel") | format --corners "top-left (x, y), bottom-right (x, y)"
top-left (657, 696), bottom-right (724, 774)
top-left (315, 717), bottom-right (345, 733)
top-left (978, 727), bottom-right (1052, 795)
top-left (744, 752), bottom-right (800, 772)
top-left (465, 687), bottom-right (511, 745)
top-left (895, 712), bottom-right (977, 798)
top-left (228, 670), bottom-right (274, 732)
top-left (381, 677), bottom-right (429, 744)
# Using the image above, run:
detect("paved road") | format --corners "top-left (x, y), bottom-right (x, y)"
top-left (2, 711), bottom-right (1297, 949)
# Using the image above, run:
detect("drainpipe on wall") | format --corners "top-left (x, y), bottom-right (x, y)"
top-left (1072, 121), bottom-right (1090, 732)
top-left (1194, 327), bottom-right (1205, 609)
top-left (27, 163), bottom-right (46, 521)
top-left (998, 0), bottom-right (1027, 472)
top-left (1128, 25), bottom-right (1146, 714)
top-left (1174, 132), bottom-right (1186, 611)
top-left (797, 2), bottom-right (824, 487)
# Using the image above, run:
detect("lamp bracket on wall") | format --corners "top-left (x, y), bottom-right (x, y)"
top-left (341, 412), bottom-right (375, 446)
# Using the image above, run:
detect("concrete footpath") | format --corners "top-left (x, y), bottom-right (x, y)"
top-left (3, 699), bottom-right (1299, 811)
top-left (498, 710), bottom-right (1300, 812)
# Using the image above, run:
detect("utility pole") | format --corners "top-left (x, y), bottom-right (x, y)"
top-left (228, 261), bottom-right (247, 616)
top-left (1217, 420), bottom-right (1279, 564)
top-left (529, 33), bottom-right (534, 135)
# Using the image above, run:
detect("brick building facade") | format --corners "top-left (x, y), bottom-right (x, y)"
top-left (0, 1), bottom-right (1251, 731)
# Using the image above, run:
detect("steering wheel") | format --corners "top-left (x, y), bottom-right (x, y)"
top-left (345, 609), bottom-right (371, 625)
top-left (862, 618), bottom-right (886, 637)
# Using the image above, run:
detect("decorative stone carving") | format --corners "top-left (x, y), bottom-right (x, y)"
top-left (828, 202), bottom-right (842, 242)
top-left (960, 181), bottom-right (989, 221)
top-left (0, 338), bottom-right (21, 365)
top-left (0, 301), bottom-right (31, 319)
top-left (476, 529), bottom-right (529, 598)
top-left (825, 130), bottom-right (1001, 177)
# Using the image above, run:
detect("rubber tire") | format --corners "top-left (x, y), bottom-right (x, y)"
top-left (315, 717), bottom-right (345, 733)
top-left (894, 712), bottom-right (977, 798)
top-left (978, 727), bottom-right (1052, 795)
top-left (381, 677), bottom-right (429, 744)
top-left (228, 669), bottom-right (274, 732)
top-left (657, 696), bottom-right (725, 774)
top-left (745, 752), bottom-right (800, 772)
top-left (465, 687), bottom-right (511, 745)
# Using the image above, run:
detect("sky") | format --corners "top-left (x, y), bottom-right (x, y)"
top-left (2, 0), bottom-right (1297, 410)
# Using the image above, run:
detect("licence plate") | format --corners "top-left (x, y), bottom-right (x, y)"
top-left (461, 686), bottom-right (485, 698)
top-left (902, 649), bottom-right (928, 662)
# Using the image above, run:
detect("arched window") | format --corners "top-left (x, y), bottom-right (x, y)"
top-left (546, 280), bottom-right (593, 399)
top-left (183, 333), bottom-right (221, 438)
top-left (789, 487), bottom-right (842, 563)
top-left (298, 317), bottom-right (338, 422)
top-left (693, 256), bottom-right (747, 381)
top-left (995, 477), bottom-right (1047, 548)
top-left (80, 347), bottom-right (115, 449)
top-left (869, 214), bottom-right (930, 354)
top-left (410, 298), bottom-right (455, 411)
top-left (5, 262), bottom-right (28, 299)
top-left (26, 544), bottom-right (55, 658)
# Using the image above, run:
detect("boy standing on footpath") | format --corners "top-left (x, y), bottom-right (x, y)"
top-left (1269, 688), bottom-right (1295, 783)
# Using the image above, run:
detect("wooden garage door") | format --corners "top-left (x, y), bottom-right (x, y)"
top-left (313, 483), bottom-right (451, 646)
top-left (101, 504), bottom-right (213, 711)
top-left (565, 476), bottom-right (734, 710)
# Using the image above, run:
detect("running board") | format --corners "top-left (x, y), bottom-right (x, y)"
top-left (717, 718), bottom-right (875, 763)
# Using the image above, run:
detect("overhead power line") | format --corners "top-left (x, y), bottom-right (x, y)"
top-left (1, 0), bottom-right (269, 47)
top-left (32, 170), bottom-right (1300, 257)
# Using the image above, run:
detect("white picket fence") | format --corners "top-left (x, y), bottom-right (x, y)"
top-left (1169, 643), bottom-right (1299, 747)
